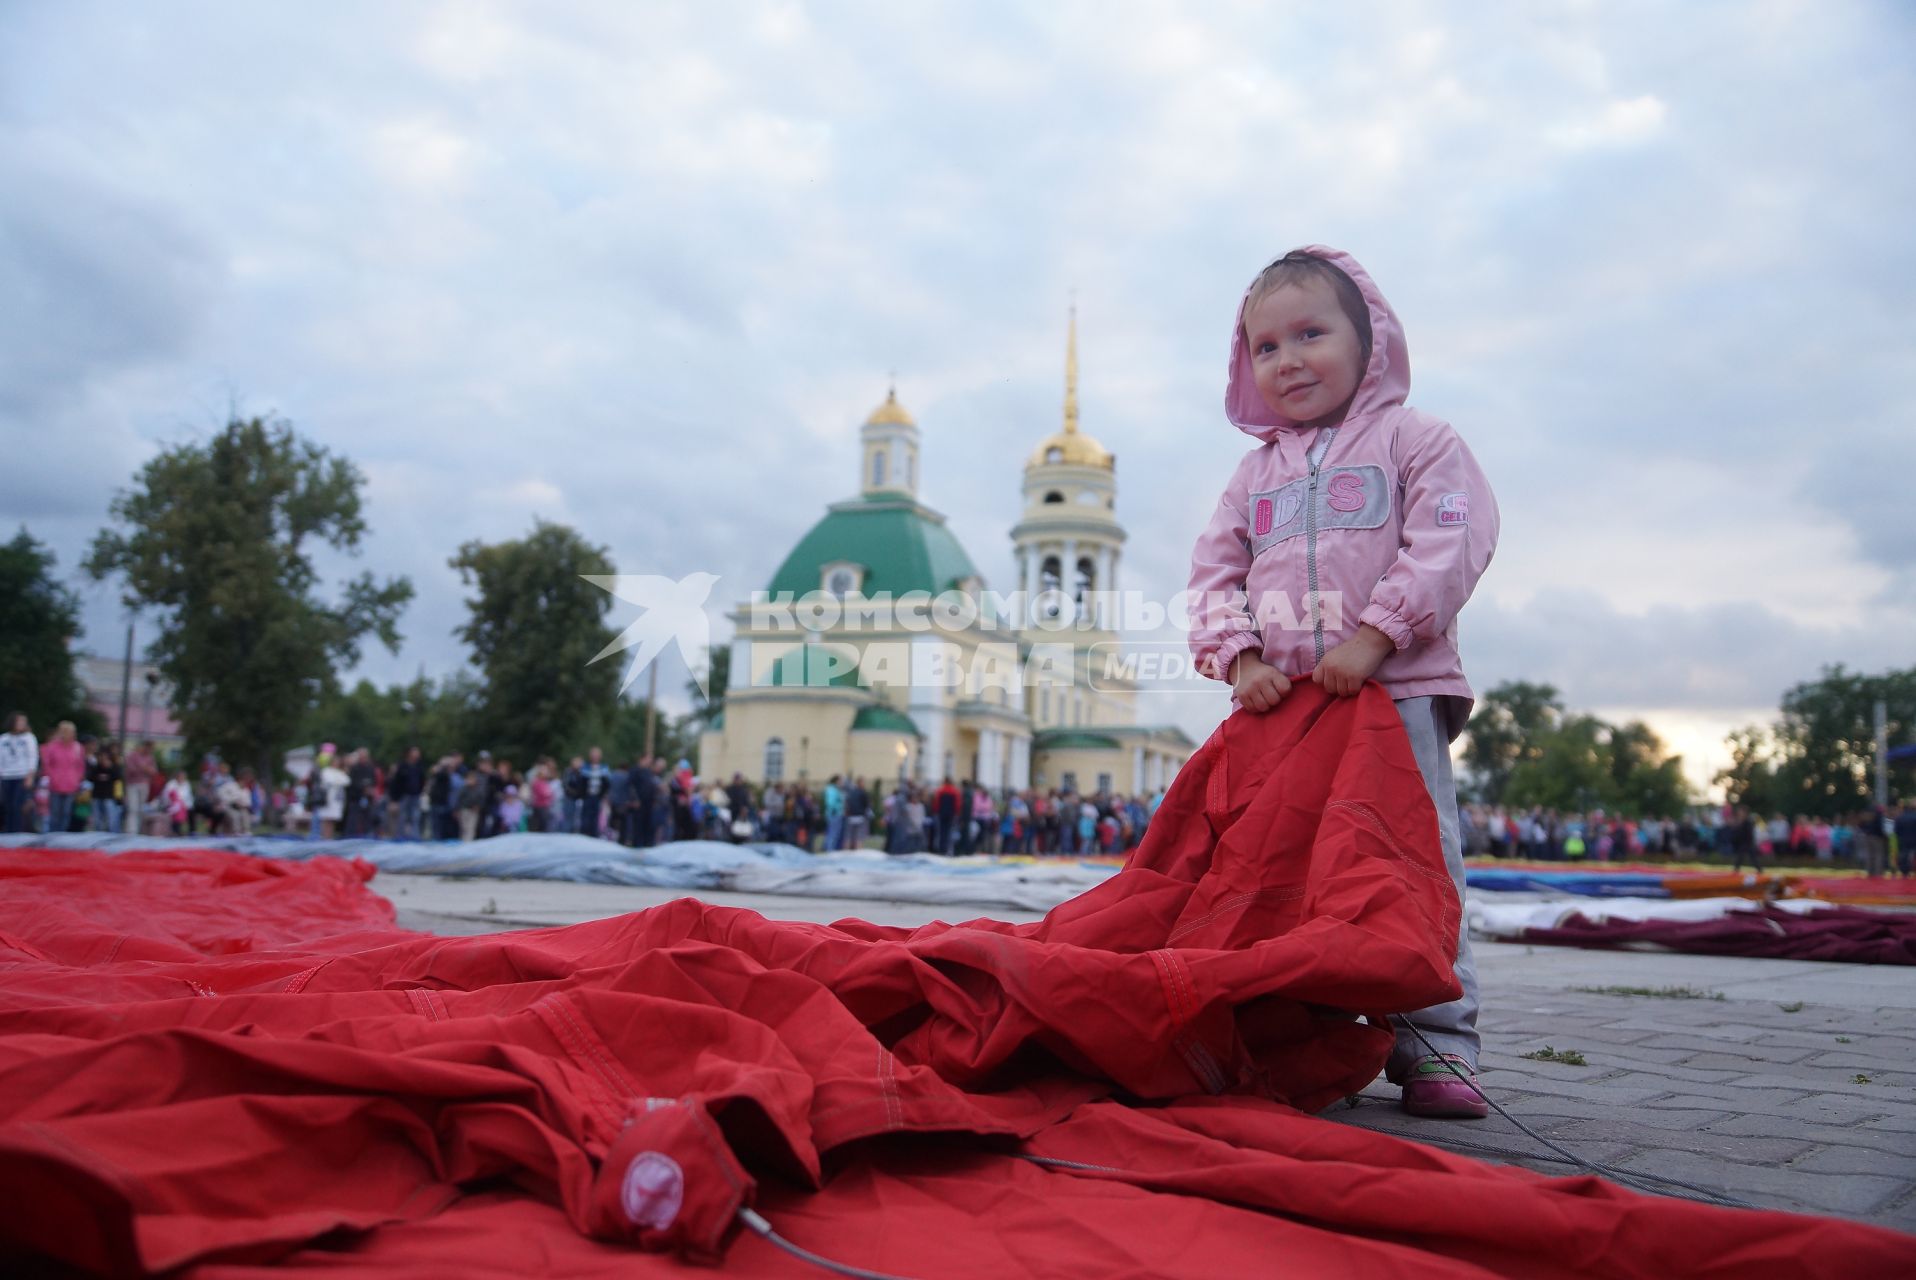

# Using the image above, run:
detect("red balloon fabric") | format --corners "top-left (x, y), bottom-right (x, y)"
top-left (1, 685), bottom-right (1909, 1277)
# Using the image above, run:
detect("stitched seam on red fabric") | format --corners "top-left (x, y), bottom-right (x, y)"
top-left (1166, 885), bottom-right (1308, 944)
top-left (281, 960), bottom-right (331, 995)
top-left (1163, 952), bottom-right (1224, 1093)
top-left (1150, 949), bottom-right (1218, 1093)
top-left (546, 994), bottom-right (640, 1102)
top-left (530, 995), bottom-right (625, 1126)
top-left (876, 1046), bottom-right (902, 1131)
top-left (1331, 799), bottom-right (1459, 941)
top-left (102, 933), bottom-right (128, 965)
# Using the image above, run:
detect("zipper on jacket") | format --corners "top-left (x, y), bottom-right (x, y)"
top-left (1304, 427), bottom-right (1339, 664)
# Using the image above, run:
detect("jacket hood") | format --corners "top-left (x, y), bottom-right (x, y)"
top-left (1224, 244), bottom-right (1410, 442)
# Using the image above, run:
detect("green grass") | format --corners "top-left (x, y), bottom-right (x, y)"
top-left (1778, 1001), bottom-right (1806, 1013)
top-left (1520, 1045), bottom-right (1588, 1066)
top-left (1835, 1036), bottom-right (1853, 1044)
top-left (1570, 984), bottom-right (1726, 1001)
top-left (1852, 1073), bottom-right (1873, 1085)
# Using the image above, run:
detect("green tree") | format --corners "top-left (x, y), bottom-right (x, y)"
top-left (0, 530), bottom-right (104, 738)
top-left (574, 695), bottom-right (697, 769)
top-left (1715, 724), bottom-right (1779, 813)
top-left (451, 520), bottom-right (618, 762)
top-left (1460, 680), bottom-right (1562, 803)
top-left (1722, 665), bottom-right (1916, 819)
top-left (299, 672), bottom-right (482, 763)
top-left (1503, 713), bottom-right (1690, 817)
top-left (85, 416), bottom-right (412, 779)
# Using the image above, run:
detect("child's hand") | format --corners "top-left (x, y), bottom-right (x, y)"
top-left (1230, 652), bottom-right (1292, 712)
top-left (1311, 625), bottom-right (1396, 696)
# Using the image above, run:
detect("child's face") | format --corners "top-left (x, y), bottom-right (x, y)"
top-left (1243, 278), bottom-right (1366, 428)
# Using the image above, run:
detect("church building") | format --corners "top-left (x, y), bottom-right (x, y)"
top-left (698, 314), bottom-right (1195, 797)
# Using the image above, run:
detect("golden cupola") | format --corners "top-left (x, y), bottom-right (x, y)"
top-left (1026, 306), bottom-right (1114, 471)
top-left (859, 384), bottom-right (921, 499)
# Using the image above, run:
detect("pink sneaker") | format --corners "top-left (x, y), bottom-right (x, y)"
top-left (1400, 1053), bottom-right (1489, 1119)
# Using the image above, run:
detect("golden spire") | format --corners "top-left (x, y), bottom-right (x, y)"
top-left (1063, 300), bottom-right (1079, 435)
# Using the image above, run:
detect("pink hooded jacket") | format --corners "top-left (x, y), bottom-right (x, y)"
top-left (1188, 246), bottom-right (1498, 731)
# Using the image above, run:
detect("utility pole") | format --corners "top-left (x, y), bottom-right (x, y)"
top-left (644, 661), bottom-right (658, 760)
top-left (116, 617), bottom-right (135, 754)
top-left (1875, 699), bottom-right (1889, 812)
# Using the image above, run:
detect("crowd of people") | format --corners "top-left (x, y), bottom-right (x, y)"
top-left (8, 711), bottom-right (1914, 873)
top-left (1463, 803), bottom-right (1916, 875)
top-left (281, 745), bottom-right (1170, 857)
top-left (0, 715), bottom-right (1172, 857)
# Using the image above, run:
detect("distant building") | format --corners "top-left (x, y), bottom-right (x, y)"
top-left (698, 312), bottom-right (1195, 796)
top-left (74, 652), bottom-right (184, 755)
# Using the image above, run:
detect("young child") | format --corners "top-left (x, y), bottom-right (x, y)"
top-left (1189, 246), bottom-right (1499, 1118)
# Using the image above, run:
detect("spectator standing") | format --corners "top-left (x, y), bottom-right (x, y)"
top-left (575, 748), bottom-right (611, 838)
top-left (627, 758), bottom-right (659, 847)
top-left (843, 777), bottom-right (871, 850)
top-left (822, 775), bottom-right (845, 851)
top-left (933, 777), bottom-right (959, 854)
top-left (455, 758), bottom-right (488, 841)
top-left (123, 739), bottom-right (157, 834)
top-left (0, 714), bottom-right (38, 834)
top-left (40, 722), bottom-right (85, 835)
top-left (87, 743), bottom-right (121, 834)
top-left (389, 747), bottom-right (425, 841)
top-left (1893, 801), bottom-right (1916, 878)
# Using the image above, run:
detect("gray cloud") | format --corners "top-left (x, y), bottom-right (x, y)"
top-left (4, 0), bottom-right (1911, 744)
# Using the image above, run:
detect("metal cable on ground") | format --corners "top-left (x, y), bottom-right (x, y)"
top-left (1392, 1015), bottom-right (1757, 1210)
top-left (737, 1206), bottom-right (922, 1280)
top-left (1338, 1102), bottom-right (1797, 1204)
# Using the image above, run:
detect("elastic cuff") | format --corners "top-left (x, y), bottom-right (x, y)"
top-left (1200, 631), bottom-right (1262, 683)
top-left (1358, 603), bottom-right (1412, 651)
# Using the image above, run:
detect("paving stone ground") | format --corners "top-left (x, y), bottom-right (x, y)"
top-left (380, 873), bottom-right (1916, 1234)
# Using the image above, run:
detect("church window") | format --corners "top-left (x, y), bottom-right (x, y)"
top-left (905, 452), bottom-right (914, 487)
top-left (1046, 447), bottom-right (1063, 464)
top-left (1074, 556), bottom-right (1095, 605)
top-left (1097, 772), bottom-right (1112, 794)
top-left (1043, 490), bottom-right (1064, 504)
top-left (872, 451), bottom-right (887, 486)
top-left (1061, 771), bottom-right (1078, 792)
top-left (764, 737), bottom-right (785, 782)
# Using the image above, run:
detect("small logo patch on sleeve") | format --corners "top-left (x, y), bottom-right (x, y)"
top-left (1437, 492), bottom-right (1469, 526)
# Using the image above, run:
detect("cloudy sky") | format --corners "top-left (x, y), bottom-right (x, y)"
top-left (4, 1), bottom-right (1911, 791)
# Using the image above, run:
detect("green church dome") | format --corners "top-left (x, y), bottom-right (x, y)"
top-left (768, 498), bottom-right (980, 598)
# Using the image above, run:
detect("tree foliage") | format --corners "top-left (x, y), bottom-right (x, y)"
top-left (85, 416), bottom-right (412, 776)
top-left (451, 520), bottom-right (619, 763)
top-left (1464, 681), bottom-right (1690, 816)
top-left (299, 673), bottom-right (483, 764)
top-left (1459, 680), bottom-right (1561, 804)
top-left (1715, 664), bottom-right (1916, 819)
top-left (0, 530), bottom-right (104, 737)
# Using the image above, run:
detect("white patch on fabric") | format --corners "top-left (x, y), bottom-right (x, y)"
top-left (1248, 465), bottom-right (1391, 556)
top-left (1436, 492), bottom-right (1468, 527)
top-left (621, 1151), bottom-right (686, 1230)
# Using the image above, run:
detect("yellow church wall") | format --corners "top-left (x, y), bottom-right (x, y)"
top-left (701, 694), bottom-right (862, 785)
top-left (847, 732), bottom-right (914, 787)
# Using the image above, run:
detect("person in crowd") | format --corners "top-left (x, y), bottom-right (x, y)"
top-left (573, 747), bottom-right (611, 839)
top-left (0, 713), bottom-right (35, 834)
top-left (726, 772), bottom-right (755, 842)
top-left (123, 739), bottom-right (158, 834)
top-left (455, 755), bottom-right (489, 841)
top-left (821, 774), bottom-right (845, 852)
top-left (628, 756), bottom-right (660, 848)
top-left (843, 776), bottom-right (871, 850)
top-left (39, 721), bottom-right (86, 835)
top-left (387, 746), bottom-right (424, 841)
top-left (88, 742), bottom-right (123, 834)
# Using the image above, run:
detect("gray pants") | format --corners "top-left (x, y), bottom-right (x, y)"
top-left (1385, 695), bottom-right (1481, 1079)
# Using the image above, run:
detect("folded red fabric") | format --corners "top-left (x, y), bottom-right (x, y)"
top-left (1, 684), bottom-right (1907, 1277)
